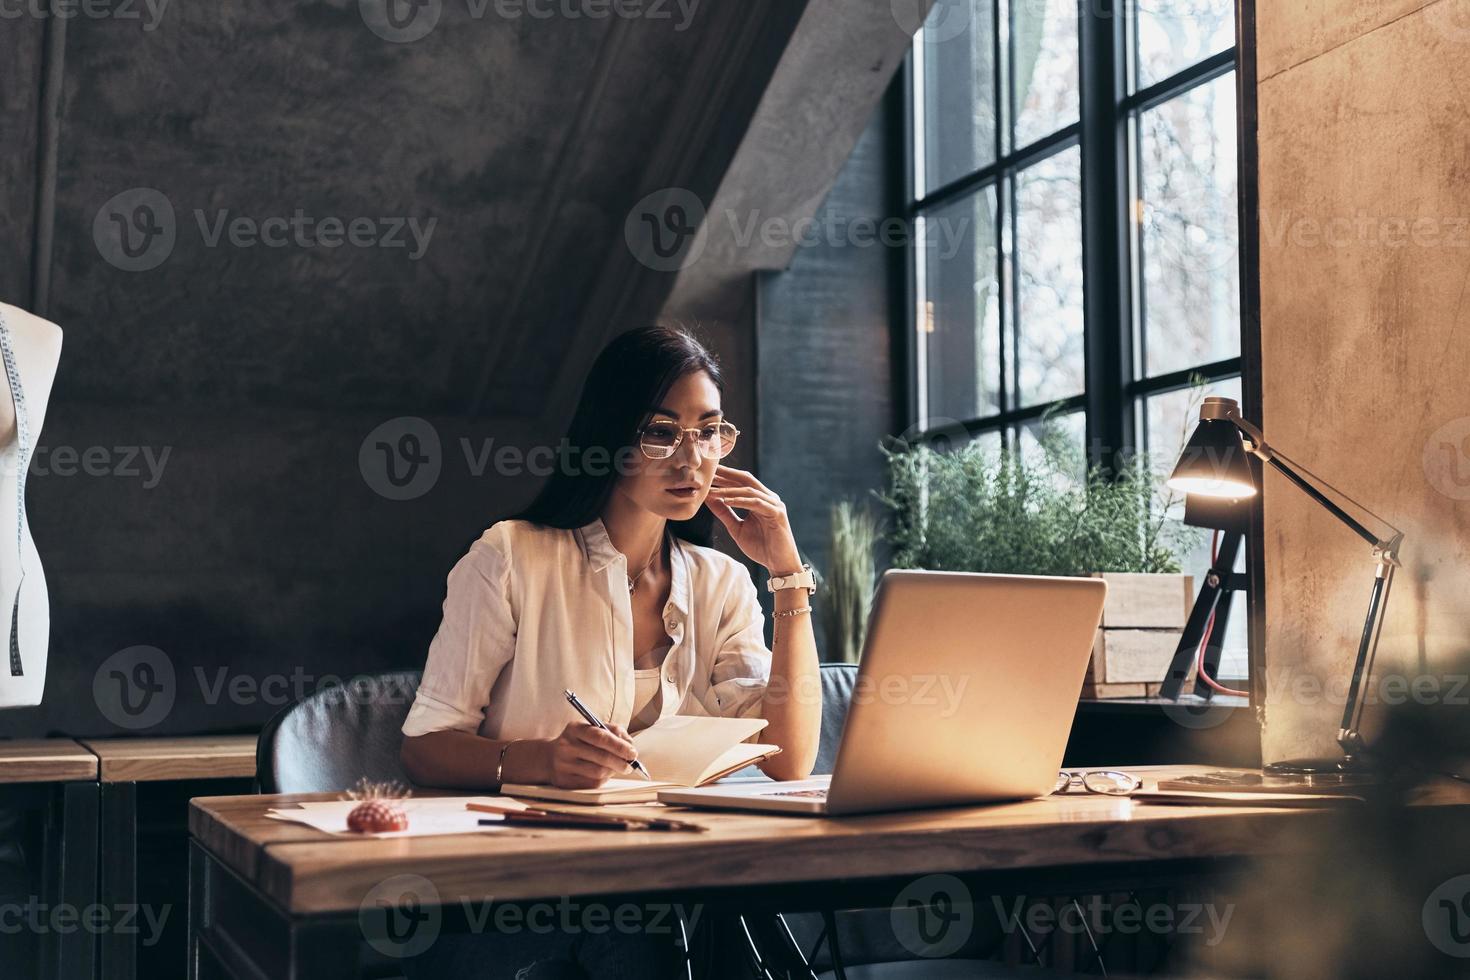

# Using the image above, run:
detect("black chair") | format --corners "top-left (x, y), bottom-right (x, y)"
top-left (256, 670), bottom-right (422, 794)
top-left (812, 663), bottom-right (857, 775)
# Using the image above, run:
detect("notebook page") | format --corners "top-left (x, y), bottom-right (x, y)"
top-left (632, 715), bottom-right (769, 785)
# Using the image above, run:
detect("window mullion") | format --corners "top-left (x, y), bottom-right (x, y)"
top-left (1078, 0), bottom-right (1133, 474)
top-left (995, 0), bottom-right (1011, 425)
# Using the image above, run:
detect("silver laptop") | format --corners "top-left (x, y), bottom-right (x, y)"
top-left (657, 569), bottom-right (1107, 816)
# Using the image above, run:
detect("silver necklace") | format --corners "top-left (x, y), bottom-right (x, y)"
top-left (627, 530), bottom-right (669, 594)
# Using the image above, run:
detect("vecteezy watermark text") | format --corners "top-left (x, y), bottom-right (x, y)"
top-left (0, 899), bottom-right (171, 946)
top-left (93, 646), bottom-right (422, 730)
top-left (93, 188), bottom-right (436, 272)
top-left (359, 0), bottom-right (700, 44)
top-left (194, 210), bottom-right (435, 259)
top-left (359, 417), bottom-right (665, 501)
top-left (358, 873), bottom-right (702, 959)
top-left (1261, 209), bottom-right (1470, 250)
top-left (0, 0), bottom-right (169, 31)
top-left (993, 895), bottom-right (1235, 947)
top-left (22, 444), bottom-right (171, 488)
top-left (624, 186), bottom-right (971, 272)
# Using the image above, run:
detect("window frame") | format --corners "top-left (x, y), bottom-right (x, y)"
top-left (900, 1), bottom-right (1263, 690)
top-left (902, 1), bottom-right (1243, 474)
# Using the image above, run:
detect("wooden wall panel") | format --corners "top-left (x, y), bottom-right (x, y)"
top-left (1256, 0), bottom-right (1470, 762)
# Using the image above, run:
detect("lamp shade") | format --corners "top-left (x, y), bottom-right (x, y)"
top-left (1167, 417), bottom-right (1257, 499)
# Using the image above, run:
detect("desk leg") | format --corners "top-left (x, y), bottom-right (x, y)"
top-left (189, 839), bottom-right (366, 980)
top-left (98, 782), bottom-right (137, 980)
top-left (47, 781), bottom-right (99, 980)
top-left (186, 838), bottom-right (204, 980)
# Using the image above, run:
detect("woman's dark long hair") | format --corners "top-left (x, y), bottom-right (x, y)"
top-left (509, 325), bottom-right (723, 546)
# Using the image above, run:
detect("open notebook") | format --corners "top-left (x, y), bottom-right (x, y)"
top-left (501, 715), bottom-right (780, 805)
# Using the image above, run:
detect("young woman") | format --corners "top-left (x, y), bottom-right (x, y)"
top-left (400, 324), bottom-right (821, 794)
top-left (396, 326), bottom-right (821, 978)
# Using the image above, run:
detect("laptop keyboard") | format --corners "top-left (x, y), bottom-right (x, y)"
top-left (768, 788), bottom-right (829, 799)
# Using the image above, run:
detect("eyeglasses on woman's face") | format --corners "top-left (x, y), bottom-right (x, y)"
top-left (1052, 770), bottom-right (1141, 796)
top-left (637, 419), bottom-right (740, 460)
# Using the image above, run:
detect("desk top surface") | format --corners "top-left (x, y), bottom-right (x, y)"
top-left (80, 735), bottom-right (257, 783)
top-left (0, 738), bottom-right (98, 784)
top-left (189, 765), bottom-right (1467, 915)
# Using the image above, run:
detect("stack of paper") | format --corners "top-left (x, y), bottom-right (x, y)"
top-left (1132, 790), bottom-right (1363, 808)
top-left (265, 796), bottom-right (530, 838)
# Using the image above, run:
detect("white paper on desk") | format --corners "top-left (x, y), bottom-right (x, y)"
top-left (265, 796), bottom-right (530, 838)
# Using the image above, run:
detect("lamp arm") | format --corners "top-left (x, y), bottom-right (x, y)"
top-left (1263, 455), bottom-right (1386, 550)
top-left (1339, 559), bottom-right (1395, 753)
top-left (1230, 419), bottom-right (1401, 555)
top-left (1250, 441), bottom-right (1403, 759)
top-left (1195, 400), bottom-right (1406, 771)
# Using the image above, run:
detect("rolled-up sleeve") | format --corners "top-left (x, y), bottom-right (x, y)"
top-left (402, 530), bottom-right (516, 738)
top-left (706, 564), bottom-right (772, 719)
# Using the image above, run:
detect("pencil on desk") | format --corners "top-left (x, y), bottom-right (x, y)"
top-left (482, 814), bottom-right (633, 831)
top-left (467, 800), bottom-right (706, 832)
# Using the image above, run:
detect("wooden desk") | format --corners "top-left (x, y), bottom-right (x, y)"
top-left (0, 738), bottom-right (98, 783)
top-left (0, 739), bottom-right (99, 980)
top-left (82, 735), bottom-right (257, 980)
top-left (82, 735), bottom-right (257, 783)
top-left (185, 765), bottom-right (1419, 979)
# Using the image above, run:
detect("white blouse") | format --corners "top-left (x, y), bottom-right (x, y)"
top-left (630, 641), bottom-right (671, 733)
top-left (401, 517), bottom-right (773, 741)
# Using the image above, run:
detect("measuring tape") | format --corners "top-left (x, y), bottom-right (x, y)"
top-left (0, 309), bottom-right (30, 677)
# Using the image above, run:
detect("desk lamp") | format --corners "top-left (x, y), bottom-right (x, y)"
top-left (1166, 397), bottom-right (1404, 774)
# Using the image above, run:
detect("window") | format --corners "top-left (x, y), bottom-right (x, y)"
top-left (907, 0), bottom-right (1247, 680)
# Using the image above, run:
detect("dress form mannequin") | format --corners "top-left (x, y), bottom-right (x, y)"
top-left (0, 303), bottom-right (62, 708)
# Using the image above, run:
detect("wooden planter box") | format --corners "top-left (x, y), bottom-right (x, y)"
top-left (1081, 573), bottom-right (1194, 699)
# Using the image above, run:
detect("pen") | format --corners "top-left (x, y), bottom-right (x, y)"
top-left (564, 688), bottom-right (652, 780)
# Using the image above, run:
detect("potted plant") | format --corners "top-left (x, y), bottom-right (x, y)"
top-left (814, 500), bottom-right (880, 664)
top-left (874, 417), bottom-right (1201, 698)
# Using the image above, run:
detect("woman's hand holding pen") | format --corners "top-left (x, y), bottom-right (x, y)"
top-left (538, 722), bottom-right (640, 789)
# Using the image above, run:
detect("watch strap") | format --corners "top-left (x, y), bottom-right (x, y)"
top-left (767, 563), bottom-right (816, 595)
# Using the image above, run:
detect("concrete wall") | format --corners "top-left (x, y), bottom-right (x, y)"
top-left (1256, 0), bottom-right (1470, 762)
top-left (0, 1), bottom-right (826, 737)
top-left (756, 87), bottom-right (904, 656)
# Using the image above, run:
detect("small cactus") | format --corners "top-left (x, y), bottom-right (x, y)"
top-left (342, 778), bottom-right (411, 833)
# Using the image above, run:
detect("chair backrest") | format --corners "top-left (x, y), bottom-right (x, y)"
top-left (813, 662), bottom-right (857, 775)
top-left (256, 671), bottom-right (422, 794)
top-left (256, 664), bottom-right (860, 792)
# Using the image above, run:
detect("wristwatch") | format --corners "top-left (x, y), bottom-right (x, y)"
top-left (767, 562), bottom-right (816, 596)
